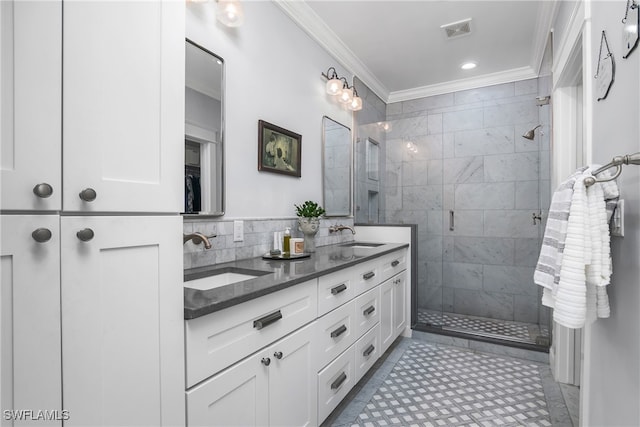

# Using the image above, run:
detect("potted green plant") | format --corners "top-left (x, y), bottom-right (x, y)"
top-left (294, 201), bottom-right (325, 252)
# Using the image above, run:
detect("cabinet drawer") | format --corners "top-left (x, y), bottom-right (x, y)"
top-left (317, 268), bottom-right (354, 316)
top-left (380, 250), bottom-right (407, 283)
top-left (351, 258), bottom-right (381, 297)
top-left (317, 345), bottom-right (355, 424)
top-left (354, 324), bottom-right (380, 383)
top-left (353, 287), bottom-right (380, 339)
top-left (185, 280), bottom-right (317, 387)
top-left (315, 300), bottom-right (355, 370)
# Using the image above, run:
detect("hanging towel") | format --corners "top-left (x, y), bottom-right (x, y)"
top-left (534, 167), bottom-right (588, 307)
top-left (536, 166), bottom-right (619, 328)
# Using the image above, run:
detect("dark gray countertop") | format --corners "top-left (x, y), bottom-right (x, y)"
top-left (184, 242), bottom-right (409, 320)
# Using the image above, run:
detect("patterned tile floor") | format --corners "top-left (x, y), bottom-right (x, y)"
top-left (417, 309), bottom-right (550, 345)
top-left (324, 338), bottom-right (573, 427)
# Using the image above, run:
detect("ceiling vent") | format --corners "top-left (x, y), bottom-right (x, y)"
top-left (441, 18), bottom-right (472, 39)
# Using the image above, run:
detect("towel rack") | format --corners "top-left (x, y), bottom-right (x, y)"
top-left (584, 152), bottom-right (640, 187)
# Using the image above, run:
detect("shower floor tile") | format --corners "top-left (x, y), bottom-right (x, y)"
top-left (325, 340), bottom-right (570, 427)
top-left (417, 309), bottom-right (546, 344)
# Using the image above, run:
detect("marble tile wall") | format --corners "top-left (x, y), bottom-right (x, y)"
top-left (184, 217), bottom-right (355, 269)
top-left (384, 78), bottom-right (551, 324)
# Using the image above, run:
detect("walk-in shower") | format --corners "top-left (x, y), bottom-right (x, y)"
top-left (354, 74), bottom-right (553, 351)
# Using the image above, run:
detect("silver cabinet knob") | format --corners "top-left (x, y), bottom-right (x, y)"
top-left (76, 228), bottom-right (95, 242)
top-left (33, 183), bottom-right (53, 198)
top-left (32, 228), bottom-right (52, 243)
top-left (273, 351), bottom-right (283, 360)
top-left (79, 188), bottom-right (97, 202)
top-left (261, 357), bottom-right (271, 366)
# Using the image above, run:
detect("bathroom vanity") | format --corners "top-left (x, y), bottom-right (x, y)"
top-left (183, 242), bottom-right (409, 426)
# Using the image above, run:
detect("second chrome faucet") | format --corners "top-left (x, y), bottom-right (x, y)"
top-left (183, 232), bottom-right (216, 249)
top-left (328, 224), bottom-right (356, 234)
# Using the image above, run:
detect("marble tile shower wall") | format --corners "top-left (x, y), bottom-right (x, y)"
top-left (384, 78), bottom-right (550, 323)
top-left (183, 217), bottom-right (356, 269)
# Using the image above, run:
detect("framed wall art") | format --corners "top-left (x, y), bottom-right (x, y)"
top-left (258, 120), bottom-right (302, 177)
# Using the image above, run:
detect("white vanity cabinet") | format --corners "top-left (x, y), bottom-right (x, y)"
top-left (184, 246), bottom-right (408, 427)
top-left (0, 215), bottom-right (62, 423)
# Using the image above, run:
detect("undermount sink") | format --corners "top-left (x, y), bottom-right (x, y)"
top-left (184, 268), bottom-right (271, 291)
top-left (340, 242), bottom-right (384, 249)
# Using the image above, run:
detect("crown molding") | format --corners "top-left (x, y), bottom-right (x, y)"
top-left (387, 66), bottom-right (538, 103)
top-left (273, 0), bottom-right (389, 101)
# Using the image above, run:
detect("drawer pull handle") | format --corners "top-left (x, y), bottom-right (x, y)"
top-left (363, 305), bottom-right (375, 316)
top-left (33, 183), bottom-right (53, 198)
top-left (330, 372), bottom-right (347, 390)
top-left (330, 324), bottom-right (347, 338)
top-left (76, 228), bottom-right (95, 242)
top-left (261, 357), bottom-right (271, 366)
top-left (79, 188), bottom-right (97, 202)
top-left (363, 271), bottom-right (375, 280)
top-left (32, 228), bottom-right (52, 243)
top-left (253, 310), bottom-right (282, 330)
top-left (273, 351), bottom-right (283, 360)
top-left (391, 260), bottom-right (400, 267)
top-left (331, 283), bottom-right (347, 295)
top-left (363, 344), bottom-right (375, 357)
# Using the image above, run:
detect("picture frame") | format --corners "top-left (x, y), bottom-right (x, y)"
top-left (258, 120), bottom-right (302, 177)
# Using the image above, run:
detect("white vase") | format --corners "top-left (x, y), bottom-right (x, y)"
top-left (297, 217), bottom-right (320, 252)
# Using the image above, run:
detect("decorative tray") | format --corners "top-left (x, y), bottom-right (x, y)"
top-left (261, 252), bottom-right (311, 260)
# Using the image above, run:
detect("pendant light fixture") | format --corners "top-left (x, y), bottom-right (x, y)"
top-left (321, 67), bottom-right (362, 112)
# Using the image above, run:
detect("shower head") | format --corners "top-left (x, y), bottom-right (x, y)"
top-left (522, 124), bottom-right (542, 140)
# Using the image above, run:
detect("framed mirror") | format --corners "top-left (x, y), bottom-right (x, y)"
top-left (322, 116), bottom-right (352, 217)
top-left (184, 39), bottom-right (224, 216)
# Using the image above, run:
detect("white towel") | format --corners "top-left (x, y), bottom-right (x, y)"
top-left (542, 166), bottom-right (619, 328)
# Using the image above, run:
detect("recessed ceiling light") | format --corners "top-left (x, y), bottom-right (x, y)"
top-left (461, 61), bottom-right (477, 70)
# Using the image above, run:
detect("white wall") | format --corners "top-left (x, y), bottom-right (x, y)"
top-left (582, 1), bottom-right (640, 425)
top-left (186, 1), bottom-right (352, 218)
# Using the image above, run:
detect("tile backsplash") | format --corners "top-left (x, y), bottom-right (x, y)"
top-left (183, 217), bottom-right (356, 269)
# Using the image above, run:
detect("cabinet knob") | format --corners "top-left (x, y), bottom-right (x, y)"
top-left (76, 228), bottom-right (95, 242)
top-left (273, 351), bottom-right (283, 360)
top-left (261, 357), bottom-right (271, 366)
top-left (79, 188), bottom-right (97, 202)
top-left (32, 228), bottom-right (52, 243)
top-left (33, 183), bottom-right (53, 198)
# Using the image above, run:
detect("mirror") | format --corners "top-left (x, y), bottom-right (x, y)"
top-left (184, 39), bottom-right (224, 216)
top-left (322, 116), bottom-right (352, 217)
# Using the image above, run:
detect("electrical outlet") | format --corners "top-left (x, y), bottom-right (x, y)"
top-left (611, 199), bottom-right (624, 237)
top-left (233, 220), bottom-right (244, 242)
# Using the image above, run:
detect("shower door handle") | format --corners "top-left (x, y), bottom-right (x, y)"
top-left (449, 210), bottom-right (455, 231)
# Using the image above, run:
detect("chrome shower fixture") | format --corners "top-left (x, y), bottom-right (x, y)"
top-left (522, 124), bottom-right (542, 140)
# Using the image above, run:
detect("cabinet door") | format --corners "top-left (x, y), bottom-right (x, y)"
top-left (1, 1), bottom-right (62, 211)
top-left (60, 216), bottom-right (184, 427)
top-left (380, 278), bottom-right (394, 354)
top-left (62, 1), bottom-right (184, 213)
top-left (1, 215), bottom-right (61, 424)
top-left (186, 353), bottom-right (269, 427)
top-left (268, 323), bottom-right (317, 427)
top-left (392, 271), bottom-right (407, 337)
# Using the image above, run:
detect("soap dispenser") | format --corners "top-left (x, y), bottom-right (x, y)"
top-left (283, 227), bottom-right (291, 254)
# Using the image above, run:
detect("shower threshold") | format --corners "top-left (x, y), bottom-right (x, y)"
top-left (417, 309), bottom-right (550, 349)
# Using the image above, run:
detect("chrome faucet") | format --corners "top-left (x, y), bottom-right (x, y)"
top-left (328, 224), bottom-right (356, 234)
top-left (183, 232), bottom-right (215, 249)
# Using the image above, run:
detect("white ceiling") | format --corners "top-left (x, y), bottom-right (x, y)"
top-left (276, 0), bottom-right (556, 103)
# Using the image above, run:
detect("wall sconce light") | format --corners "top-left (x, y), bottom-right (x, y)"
top-left (321, 67), bottom-right (362, 112)
top-left (216, 0), bottom-right (244, 27)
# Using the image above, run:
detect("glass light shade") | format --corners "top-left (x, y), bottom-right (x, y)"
top-left (348, 95), bottom-right (362, 111)
top-left (338, 87), bottom-right (353, 103)
top-left (217, 0), bottom-right (244, 27)
top-left (326, 78), bottom-right (342, 96)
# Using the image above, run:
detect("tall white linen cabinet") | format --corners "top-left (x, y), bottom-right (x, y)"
top-left (1, 1), bottom-right (186, 426)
